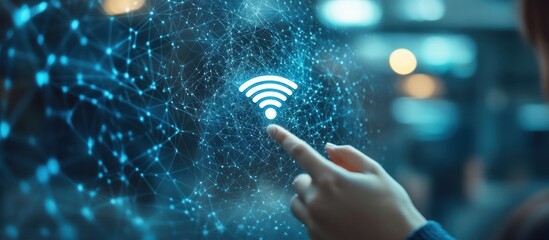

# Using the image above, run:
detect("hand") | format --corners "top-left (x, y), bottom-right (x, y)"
top-left (267, 124), bottom-right (427, 240)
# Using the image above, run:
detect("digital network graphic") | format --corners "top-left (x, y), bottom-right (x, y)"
top-left (0, 0), bottom-right (377, 239)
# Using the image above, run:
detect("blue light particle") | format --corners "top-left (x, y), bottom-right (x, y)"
top-left (13, 4), bottom-right (30, 27)
top-left (4, 78), bottom-right (11, 90)
top-left (36, 166), bottom-right (49, 183)
top-left (81, 207), bottom-right (94, 221)
top-left (77, 184), bottom-right (83, 192)
top-left (5, 224), bottom-right (18, 239)
top-left (37, 34), bottom-right (44, 45)
top-left (77, 73), bottom-right (83, 85)
top-left (106, 47), bottom-right (112, 55)
top-left (60, 55), bottom-right (68, 65)
top-left (47, 54), bottom-right (56, 65)
top-left (70, 19), bottom-right (79, 30)
top-left (36, 71), bottom-right (49, 87)
top-left (80, 37), bottom-right (88, 45)
top-left (0, 121), bottom-right (10, 139)
top-left (47, 158), bottom-right (60, 175)
top-left (119, 152), bottom-right (127, 164)
top-left (7, 48), bottom-right (15, 58)
top-left (44, 198), bottom-right (57, 215)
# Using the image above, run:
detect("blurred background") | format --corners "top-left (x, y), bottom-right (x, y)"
top-left (1, 0), bottom-right (548, 239)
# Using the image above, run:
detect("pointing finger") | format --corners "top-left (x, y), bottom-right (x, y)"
top-left (267, 124), bottom-right (337, 178)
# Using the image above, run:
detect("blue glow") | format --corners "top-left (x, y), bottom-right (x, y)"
top-left (105, 47), bottom-right (112, 55)
top-left (81, 207), bottom-right (94, 221)
top-left (80, 37), bottom-right (88, 45)
top-left (5, 225), bottom-right (18, 239)
top-left (47, 54), bottom-right (56, 65)
top-left (36, 166), bottom-right (49, 183)
top-left (60, 55), bottom-right (68, 65)
top-left (13, 5), bottom-right (31, 27)
top-left (7, 48), bottom-right (14, 58)
top-left (35, 71), bottom-right (49, 87)
top-left (4, 78), bottom-right (11, 90)
top-left (47, 158), bottom-right (60, 175)
top-left (399, 0), bottom-right (445, 21)
top-left (45, 198), bottom-right (57, 215)
top-left (0, 121), bottom-right (10, 139)
top-left (517, 104), bottom-right (549, 131)
top-left (70, 20), bottom-right (79, 30)
top-left (318, 0), bottom-right (382, 27)
top-left (392, 97), bottom-right (459, 140)
top-left (37, 35), bottom-right (44, 45)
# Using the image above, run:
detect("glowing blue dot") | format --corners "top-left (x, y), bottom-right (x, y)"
top-left (7, 48), bottom-right (15, 58)
top-left (105, 48), bottom-right (112, 55)
top-left (77, 73), bottom-right (83, 84)
top-left (13, 4), bottom-right (31, 27)
top-left (4, 78), bottom-right (11, 90)
top-left (0, 121), bottom-right (10, 139)
top-left (37, 34), bottom-right (44, 45)
top-left (44, 198), bottom-right (57, 215)
top-left (5, 225), bottom-right (18, 239)
top-left (37, 2), bottom-right (48, 12)
top-left (70, 19), bottom-right (79, 30)
top-left (47, 54), bottom-right (56, 65)
top-left (120, 153), bottom-right (127, 164)
top-left (47, 158), bottom-right (60, 175)
top-left (60, 55), bottom-right (68, 65)
top-left (80, 37), bottom-right (88, 45)
top-left (36, 166), bottom-right (49, 183)
top-left (81, 207), bottom-right (94, 221)
top-left (77, 184), bottom-right (83, 192)
top-left (36, 71), bottom-right (49, 87)
top-left (133, 217), bottom-right (144, 225)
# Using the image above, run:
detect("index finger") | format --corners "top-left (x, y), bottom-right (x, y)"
top-left (267, 124), bottom-right (336, 178)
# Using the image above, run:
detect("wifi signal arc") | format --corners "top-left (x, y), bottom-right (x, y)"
top-left (239, 75), bottom-right (298, 120)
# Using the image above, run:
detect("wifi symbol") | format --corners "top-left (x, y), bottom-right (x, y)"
top-left (239, 75), bottom-right (298, 120)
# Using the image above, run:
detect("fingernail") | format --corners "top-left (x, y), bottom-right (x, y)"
top-left (326, 142), bottom-right (337, 149)
top-left (267, 124), bottom-right (278, 137)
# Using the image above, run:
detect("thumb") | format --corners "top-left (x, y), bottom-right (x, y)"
top-left (326, 143), bottom-right (380, 173)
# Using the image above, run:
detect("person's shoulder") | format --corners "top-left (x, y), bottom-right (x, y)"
top-left (407, 221), bottom-right (455, 240)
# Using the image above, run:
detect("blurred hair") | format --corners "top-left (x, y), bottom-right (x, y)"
top-left (521, 0), bottom-right (549, 47)
top-left (494, 190), bottom-right (549, 240)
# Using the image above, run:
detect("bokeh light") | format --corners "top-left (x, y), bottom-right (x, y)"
top-left (102, 0), bottom-right (146, 15)
top-left (390, 48), bottom-right (418, 75)
top-left (317, 0), bottom-right (382, 27)
top-left (401, 74), bottom-right (442, 99)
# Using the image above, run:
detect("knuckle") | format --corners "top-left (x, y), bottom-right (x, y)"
top-left (316, 174), bottom-right (343, 191)
top-left (307, 197), bottom-right (323, 214)
top-left (289, 143), bottom-right (307, 157)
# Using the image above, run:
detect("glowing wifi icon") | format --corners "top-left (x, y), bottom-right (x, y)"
top-left (239, 75), bottom-right (298, 120)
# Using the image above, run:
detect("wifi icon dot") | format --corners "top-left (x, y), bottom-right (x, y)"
top-left (239, 75), bottom-right (298, 120)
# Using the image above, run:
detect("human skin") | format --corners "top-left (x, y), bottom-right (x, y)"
top-left (267, 125), bottom-right (427, 240)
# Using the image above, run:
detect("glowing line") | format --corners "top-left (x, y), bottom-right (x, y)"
top-left (245, 84), bottom-right (293, 97)
top-left (252, 92), bottom-right (286, 103)
top-left (259, 100), bottom-right (282, 108)
top-left (239, 75), bottom-right (298, 92)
